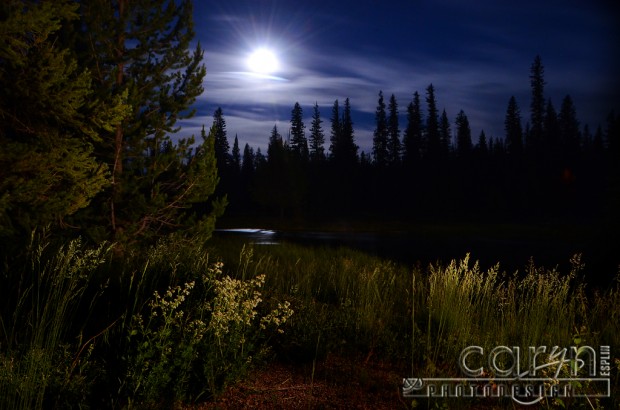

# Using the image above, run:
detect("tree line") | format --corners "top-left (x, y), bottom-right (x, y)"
top-left (212, 56), bottom-right (619, 226)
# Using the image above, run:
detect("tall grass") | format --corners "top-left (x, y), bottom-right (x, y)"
top-left (0, 236), bottom-right (110, 410)
top-left (0, 235), bottom-right (294, 409)
top-left (423, 254), bottom-right (602, 374)
top-left (212, 237), bottom-right (620, 407)
top-left (1, 233), bottom-right (618, 408)
top-left (210, 238), bottom-right (412, 361)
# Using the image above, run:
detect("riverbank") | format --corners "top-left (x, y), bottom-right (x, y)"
top-left (215, 216), bottom-right (618, 288)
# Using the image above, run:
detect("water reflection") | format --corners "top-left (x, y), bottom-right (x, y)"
top-left (214, 228), bottom-right (279, 245)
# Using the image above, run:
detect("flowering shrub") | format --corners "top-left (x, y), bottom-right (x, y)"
top-left (201, 262), bottom-right (293, 396)
top-left (122, 259), bottom-right (293, 406)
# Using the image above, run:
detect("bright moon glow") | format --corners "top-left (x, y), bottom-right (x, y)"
top-left (247, 49), bottom-right (279, 74)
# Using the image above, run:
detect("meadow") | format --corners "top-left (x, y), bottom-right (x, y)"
top-left (1, 232), bottom-right (618, 409)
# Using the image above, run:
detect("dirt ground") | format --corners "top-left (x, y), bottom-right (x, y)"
top-left (196, 354), bottom-right (409, 409)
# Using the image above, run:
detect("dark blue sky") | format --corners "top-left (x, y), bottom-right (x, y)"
top-left (185, 0), bottom-right (620, 153)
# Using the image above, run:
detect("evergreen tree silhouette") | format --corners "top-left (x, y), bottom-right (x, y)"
top-left (476, 130), bottom-right (488, 156)
top-left (309, 102), bottom-right (326, 162)
top-left (439, 109), bottom-right (451, 157)
top-left (329, 99), bottom-right (342, 160)
top-left (232, 135), bottom-right (241, 172)
top-left (372, 91), bottom-right (388, 166)
top-left (455, 110), bottom-right (472, 157)
top-left (213, 107), bottom-right (230, 169)
top-left (290, 102), bottom-right (309, 161)
top-left (529, 55), bottom-right (546, 153)
top-left (403, 91), bottom-right (423, 166)
top-left (425, 84), bottom-right (441, 158)
top-left (605, 111), bottom-right (620, 157)
top-left (387, 94), bottom-right (401, 165)
top-left (341, 98), bottom-right (358, 164)
top-left (242, 143), bottom-right (255, 177)
top-left (558, 95), bottom-right (580, 159)
top-left (255, 125), bottom-right (293, 217)
top-left (268, 124), bottom-right (286, 161)
top-left (504, 96), bottom-right (523, 155)
top-left (239, 143), bottom-right (256, 213)
top-left (330, 98), bottom-right (357, 165)
top-left (544, 99), bottom-right (560, 155)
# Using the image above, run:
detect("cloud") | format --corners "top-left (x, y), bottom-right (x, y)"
top-left (192, 44), bottom-right (526, 151)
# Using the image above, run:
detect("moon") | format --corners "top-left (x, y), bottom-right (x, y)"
top-left (247, 48), bottom-right (279, 74)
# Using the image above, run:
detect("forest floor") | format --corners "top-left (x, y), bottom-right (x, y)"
top-left (196, 354), bottom-right (408, 409)
top-left (193, 354), bottom-right (519, 410)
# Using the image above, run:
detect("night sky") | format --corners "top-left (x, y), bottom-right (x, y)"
top-left (186, 0), bottom-right (620, 153)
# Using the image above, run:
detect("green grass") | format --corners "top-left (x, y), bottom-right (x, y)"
top-left (1, 233), bottom-right (618, 409)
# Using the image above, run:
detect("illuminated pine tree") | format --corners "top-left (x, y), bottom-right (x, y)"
top-left (0, 0), bottom-right (126, 240)
top-left (72, 0), bottom-right (223, 244)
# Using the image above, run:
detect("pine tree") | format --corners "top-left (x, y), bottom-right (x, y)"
top-left (403, 91), bottom-right (423, 165)
top-left (605, 111), bottom-right (620, 159)
top-left (0, 0), bottom-right (126, 239)
top-left (476, 130), bottom-right (488, 156)
top-left (241, 144), bottom-right (255, 176)
top-left (593, 126), bottom-right (605, 155)
top-left (372, 91), bottom-right (388, 166)
top-left (387, 94), bottom-right (401, 165)
top-left (73, 0), bottom-right (220, 244)
top-left (231, 135), bottom-right (241, 172)
top-left (268, 124), bottom-right (285, 161)
top-left (289, 102), bottom-right (308, 161)
top-left (439, 109), bottom-right (451, 156)
top-left (504, 96), bottom-right (523, 155)
top-left (425, 84), bottom-right (441, 158)
top-left (544, 99), bottom-right (560, 153)
top-left (529, 55), bottom-right (546, 152)
top-left (558, 95), bottom-right (580, 158)
top-left (238, 142), bottom-right (255, 212)
top-left (455, 110), bottom-right (472, 157)
top-left (340, 98), bottom-right (358, 164)
top-left (329, 99), bottom-right (342, 160)
top-left (257, 124), bottom-right (303, 217)
top-left (213, 107), bottom-right (230, 169)
top-left (309, 102), bottom-right (326, 162)
top-left (255, 147), bottom-right (266, 169)
top-left (329, 98), bottom-right (357, 165)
